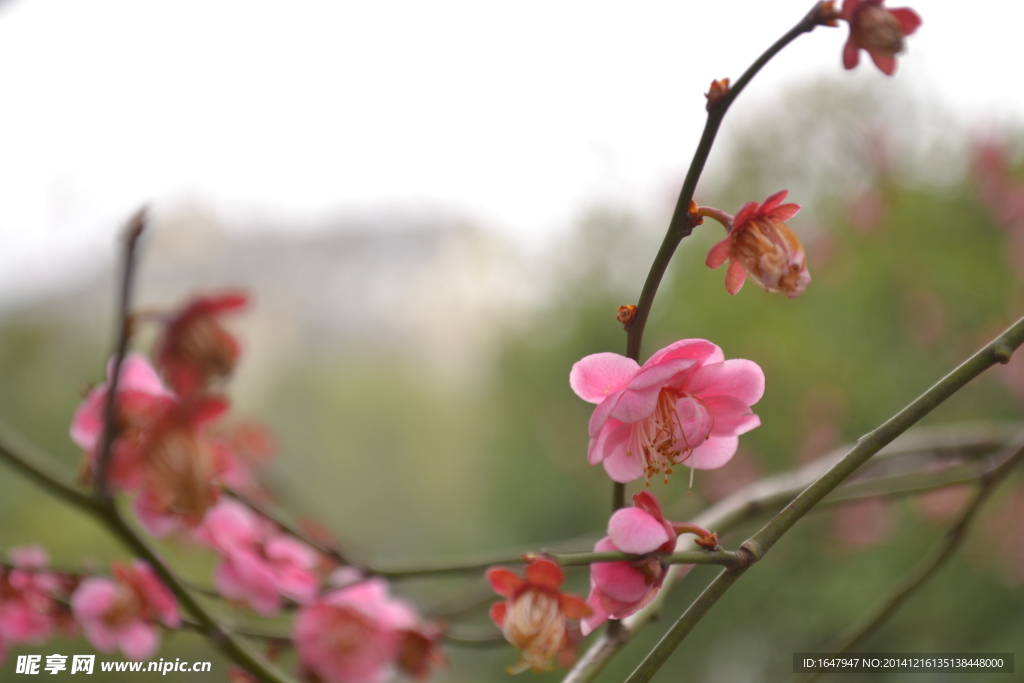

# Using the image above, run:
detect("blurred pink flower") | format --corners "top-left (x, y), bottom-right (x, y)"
top-left (833, 498), bottom-right (894, 550)
top-left (194, 500), bottom-right (319, 616)
top-left (582, 491), bottom-right (680, 635)
top-left (294, 578), bottom-right (421, 683)
top-left (0, 547), bottom-right (61, 648)
top-left (841, 0), bottom-right (921, 75)
top-left (570, 339), bottom-right (764, 483)
top-left (70, 353), bottom-right (176, 491)
top-left (155, 292), bottom-right (248, 397)
top-left (71, 561), bottom-right (179, 660)
top-left (487, 558), bottom-right (590, 673)
top-left (704, 190), bottom-right (810, 298)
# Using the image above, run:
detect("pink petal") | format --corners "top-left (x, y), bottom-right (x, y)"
top-left (705, 237), bottom-right (732, 269)
top-left (569, 353), bottom-right (640, 404)
top-left (588, 420), bottom-right (627, 465)
top-left (132, 491), bottom-right (181, 539)
top-left (842, 37), bottom-right (860, 70)
top-left (602, 446), bottom-right (645, 483)
top-left (767, 203), bottom-right (801, 222)
top-left (118, 621), bottom-right (159, 660)
top-left (69, 388), bottom-right (106, 452)
top-left (71, 579), bottom-right (116, 621)
top-left (131, 561), bottom-right (179, 627)
top-left (580, 589), bottom-right (608, 636)
top-left (840, 0), bottom-right (861, 22)
top-left (645, 339), bottom-right (724, 370)
top-left (8, 546), bottom-right (48, 570)
top-left (868, 49), bottom-right (897, 75)
top-left (115, 353), bottom-right (169, 395)
top-left (732, 201), bottom-right (760, 230)
top-left (889, 7), bottom-right (921, 35)
top-left (725, 259), bottom-right (747, 295)
top-left (196, 500), bottom-right (259, 551)
top-left (587, 388), bottom-right (626, 438)
top-left (674, 396), bottom-right (715, 452)
top-left (265, 536), bottom-right (318, 569)
top-left (687, 359), bottom-right (765, 406)
top-left (608, 508), bottom-right (671, 554)
top-left (759, 190), bottom-right (789, 214)
top-left (590, 559), bottom-right (650, 605)
top-left (688, 435), bottom-right (739, 470)
top-left (489, 601), bottom-right (507, 628)
top-left (631, 490), bottom-right (663, 521)
top-left (559, 593), bottom-right (591, 620)
top-left (703, 395), bottom-right (762, 437)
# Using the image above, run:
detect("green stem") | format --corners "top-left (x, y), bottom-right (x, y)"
top-left (623, 316), bottom-right (1024, 683)
top-left (793, 438), bottom-right (1024, 683)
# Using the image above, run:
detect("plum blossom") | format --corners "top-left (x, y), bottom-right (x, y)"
top-left (0, 547), bottom-right (64, 651)
top-left (70, 354), bottom-right (230, 534)
top-left (841, 0), bottom-right (921, 75)
top-left (193, 499), bottom-right (319, 616)
top-left (294, 578), bottom-right (435, 683)
top-left (155, 293), bottom-right (247, 397)
top-left (704, 190), bottom-right (810, 298)
top-left (486, 558), bottom-right (590, 673)
top-left (582, 491), bottom-right (699, 635)
top-left (71, 561), bottom-right (179, 660)
top-left (570, 339), bottom-right (764, 484)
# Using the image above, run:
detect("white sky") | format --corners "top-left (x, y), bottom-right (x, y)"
top-left (0, 0), bottom-right (1021, 300)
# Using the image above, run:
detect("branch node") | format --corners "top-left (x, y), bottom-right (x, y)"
top-left (992, 342), bottom-right (1014, 365)
top-left (737, 540), bottom-right (763, 566)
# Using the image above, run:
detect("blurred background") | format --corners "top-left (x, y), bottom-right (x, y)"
top-left (2, 0), bottom-right (1024, 681)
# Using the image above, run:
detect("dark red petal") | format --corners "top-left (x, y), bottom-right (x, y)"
top-left (525, 558), bottom-right (565, 590)
top-left (486, 567), bottom-right (524, 598)
top-left (869, 49), bottom-right (897, 75)
top-left (731, 201), bottom-right (760, 230)
top-left (888, 7), bottom-right (921, 35)
top-left (759, 190), bottom-right (789, 214)
top-left (840, 0), bottom-right (860, 22)
top-left (632, 490), bottom-right (664, 521)
top-left (842, 38), bottom-right (860, 70)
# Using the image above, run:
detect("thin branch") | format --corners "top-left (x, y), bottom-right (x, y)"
top-left (443, 628), bottom-right (508, 648)
top-left (621, 316), bottom-right (1024, 683)
top-left (623, 1), bottom-right (829, 362)
top-left (792, 439), bottom-right (1024, 683)
top-left (94, 208), bottom-right (146, 500)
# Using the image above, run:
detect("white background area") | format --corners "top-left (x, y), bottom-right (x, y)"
top-left (0, 0), bottom-right (1019, 299)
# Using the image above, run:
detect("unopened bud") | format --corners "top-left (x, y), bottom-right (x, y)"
top-left (617, 305), bottom-right (637, 326)
top-left (705, 78), bottom-right (730, 110)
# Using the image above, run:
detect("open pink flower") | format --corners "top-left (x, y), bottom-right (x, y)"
top-left (71, 561), bottom-right (179, 660)
top-left (193, 499), bottom-right (319, 616)
top-left (581, 492), bottom-right (680, 635)
top-left (294, 578), bottom-right (419, 683)
top-left (155, 293), bottom-right (247, 397)
top-left (570, 339), bottom-right (764, 484)
top-left (841, 0), bottom-right (921, 75)
top-left (704, 190), bottom-right (810, 298)
top-left (487, 558), bottom-right (590, 673)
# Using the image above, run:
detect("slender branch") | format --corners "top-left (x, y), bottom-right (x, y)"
top-left (793, 439), bottom-right (1024, 683)
top-left (560, 421), bottom-right (1022, 683)
top-left (94, 208), bottom-right (146, 499)
top-left (443, 629), bottom-right (508, 648)
top-left (225, 488), bottom-right (363, 571)
top-left (622, 316), bottom-right (1024, 683)
top-left (624, 2), bottom-right (828, 362)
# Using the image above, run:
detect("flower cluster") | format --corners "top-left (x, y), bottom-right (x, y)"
top-left (0, 548), bottom-right (76, 664)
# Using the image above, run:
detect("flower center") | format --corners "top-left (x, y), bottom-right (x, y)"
top-left (628, 388), bottom-right (712, 484)
top-left (855, 5), bottom-right (904, 55)
top-left (503, 589), bottom-right (565, 672)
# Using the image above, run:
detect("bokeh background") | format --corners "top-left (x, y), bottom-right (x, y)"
top-left (2, 1), bottom-right (1024, 682)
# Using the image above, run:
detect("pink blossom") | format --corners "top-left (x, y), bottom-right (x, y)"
top-left (704, 190), bottom-right (810, 298)
top-left (841, 0), bottom-right (921, 75)
top-left (294, 578), bottom-right (419, 683)
top-left (71, 561), bottom-right (180, 660)
top-left (486, 558), bottom-right (590, 673)
top-left (581, 492), bottom-right (681, 635)
top-left (194, 500), bottom-right (319, 616)
top-left (155, 293), bottom-right (247, 397)
top-left (570, 339), bottom-right (764, 484)
top-left (0, 547), bottom-right (60, 647)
